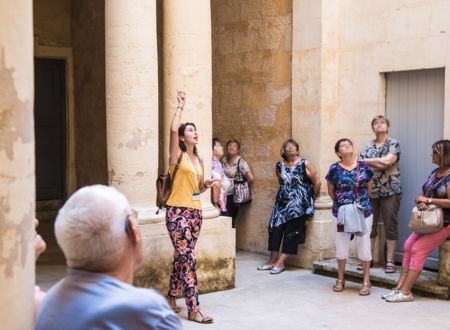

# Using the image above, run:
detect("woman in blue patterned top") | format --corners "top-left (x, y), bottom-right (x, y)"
top-left (326, 138), bottom-right (374, 296)
top-left (257, 139), bottom-right (321, 275)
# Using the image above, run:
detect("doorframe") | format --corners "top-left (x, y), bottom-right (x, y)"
top-left (34, 45), bottom-right (77, 197)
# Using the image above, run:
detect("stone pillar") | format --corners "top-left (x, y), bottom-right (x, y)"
top-left (0, 1), bottom-right (35, 328)
top-left (162, 0), bottom-right (219, 219)
top-left (289, 0), bottom-right (340, 267)
top-left (439, 240), bottom-right (450, 287)
top-left (105, 0), bottom-right (161, 222)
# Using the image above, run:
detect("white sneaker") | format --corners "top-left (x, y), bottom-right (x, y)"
top-left (381, 288), bottom-right (399, 299)
top-left (386, 291), bottom-right (414, 303)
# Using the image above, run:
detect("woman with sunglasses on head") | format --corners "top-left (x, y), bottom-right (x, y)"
top-left (384, 140), bottom-right (450, 303)
top-left (165, 91), bottom-right (215, 324)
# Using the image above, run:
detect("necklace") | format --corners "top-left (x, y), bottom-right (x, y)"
top-left (436, 167), bottom-right (450, 178)
top-left (284, 158), bottom-right (299, 168)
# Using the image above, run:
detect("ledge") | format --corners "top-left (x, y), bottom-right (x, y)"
top-left (313, 258), bottom-right (449, 300)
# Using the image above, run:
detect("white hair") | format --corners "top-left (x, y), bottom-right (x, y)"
top-left (55, 185), bottom-right (131, 270)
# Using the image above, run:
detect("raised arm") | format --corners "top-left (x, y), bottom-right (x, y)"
top-left (169, 91), bottom-right (186, 165)
top-left (305, 160), bottom-right (321, 196)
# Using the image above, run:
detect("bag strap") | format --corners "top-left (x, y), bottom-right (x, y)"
top-left (171, 153), bottom-right (183, 181)
top-left (354, 161), bottom-right (360, 201)
top-left (425, 170), bottom-right (448, 197)
top-left (236, 158), bottom-right (242, 180)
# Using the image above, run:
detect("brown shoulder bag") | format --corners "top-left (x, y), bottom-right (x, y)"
top-left (156, 153), bottom-right (183, 212)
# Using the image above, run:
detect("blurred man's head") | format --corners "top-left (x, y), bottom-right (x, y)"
top-left (55, 185), bottom-right (143, 274)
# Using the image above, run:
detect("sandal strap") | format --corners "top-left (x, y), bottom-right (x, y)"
top-left (190, 310), bottom-right (213, 323)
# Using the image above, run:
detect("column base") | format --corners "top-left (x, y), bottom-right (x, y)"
top-left (202, 202), bottom-right (221, 219)
top-left (135, 206), bottom-right (166, 224)
top-left (439, 240), bottom-right (450, 287)
top-left (286, 194), bottom-right (335, 269)
top-left (134, 216), bottom-right (236, 294)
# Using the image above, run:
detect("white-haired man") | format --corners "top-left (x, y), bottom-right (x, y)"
top-left (35, 185), bottom-right (182, 330)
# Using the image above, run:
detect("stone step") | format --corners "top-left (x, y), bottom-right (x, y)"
top-left (313, 258), bottom-right (449, 300)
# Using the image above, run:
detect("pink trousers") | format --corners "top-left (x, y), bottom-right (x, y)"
top-left (402, 225), bottom-right (450, 272)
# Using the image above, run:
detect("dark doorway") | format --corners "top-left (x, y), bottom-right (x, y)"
top-left (35, 58), bottom-right (67, 201)
top-left (34, 58), bottom-right (67, 264)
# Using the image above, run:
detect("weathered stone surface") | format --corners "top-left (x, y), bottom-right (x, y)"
top-left (314, 258), bottom-right (449, 300)
top-left (134, 217), bottom-right (236, 294)
top-left (71, 0), bottom-right (108, 187)
top-left (0, 1), bottom-right (35, 328)
top-left (211, 0), bottom-right (293, 254)
top-left (439, 240), bottom-right (450, 287)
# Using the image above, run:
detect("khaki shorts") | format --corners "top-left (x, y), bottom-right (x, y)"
top-left (370, 193), bottom-right (402, 240)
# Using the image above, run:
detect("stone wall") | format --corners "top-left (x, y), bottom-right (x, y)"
top-left (211, 0), bottom-right (293, 253)
top-left (71, 0), bottom-right (108, 187)
top-left (33, 0), bottom-right (72, 47)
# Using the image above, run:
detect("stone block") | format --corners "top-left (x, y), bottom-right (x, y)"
top-left (134, 216), bottom-right (236, 294)
top-left (287, 201), bottom-right (336, 269)
top-left (438, 240), bottom-right (450, 287)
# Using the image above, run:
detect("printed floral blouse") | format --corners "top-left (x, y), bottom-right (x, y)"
top-left (326, 161), bottom-right (374, 218)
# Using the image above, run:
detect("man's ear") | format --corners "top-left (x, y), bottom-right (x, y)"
top-left (128, 217), bottom-right (141, 244)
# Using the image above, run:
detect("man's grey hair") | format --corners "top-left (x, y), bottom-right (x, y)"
top-left (55, 185), bottom-right (131, 270)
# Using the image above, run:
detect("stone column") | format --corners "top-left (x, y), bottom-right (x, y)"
top-left (162, 0), bottom-right (219, 219)
top-left (0, 1), bottom-right (35, 328)
top-left (290, 0), bottom-right (339, 267)
top-left (439, 240), bottom-right (450, 287)
top-left (105, 0), bottom-right (161, 222)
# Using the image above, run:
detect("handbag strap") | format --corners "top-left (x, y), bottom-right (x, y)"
top-left (235, 158), bottom-right (242, 181)
top-left (354, 161), bottom-right (360, 202)
top-left (171, 153), bottom-right (183, 181)
top-left (424, 170), bottom-right (449, 197)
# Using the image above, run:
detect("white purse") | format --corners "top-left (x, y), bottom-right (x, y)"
top-left (408, 205), bottom-right (444, 234)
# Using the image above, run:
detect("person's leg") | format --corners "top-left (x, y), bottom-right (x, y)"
top-left (370, 198), bottom-right (380, 258)
top-left (356, 215), bottom-right (373, 295)
top-left (393, 232), bottom-right (419, 288)
top-left (224, 195), bottom-right (239, 228)
top-left (276, 217), bottom-right (307, 268)
top-left (165, 207), bottom-right (184, 311)
top-left (183, 209), bottom-right (202, 313)
top-left (259, 224), bottom-right (284, 268)
top-left (183, 209), bottom-right (213, 323)
top-left (333, 217), bottom-right (350, 291)
top-left (398, 226), bottom-right (450, 294)
top-left (381, 194), bottom-right (402, 272)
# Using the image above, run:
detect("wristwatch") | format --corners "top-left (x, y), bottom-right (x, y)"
top-left (427, 198), bottom-right (432, 204)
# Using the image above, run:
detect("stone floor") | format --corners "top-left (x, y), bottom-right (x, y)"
top-left (37, 252), bottom-right (450, 330)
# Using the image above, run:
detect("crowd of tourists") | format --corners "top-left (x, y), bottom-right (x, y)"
top-left (32, 91), bottom-right (450, 329)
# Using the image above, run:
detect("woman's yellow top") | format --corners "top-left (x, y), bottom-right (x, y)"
top-left (167, 153), bottom-right (203, 210)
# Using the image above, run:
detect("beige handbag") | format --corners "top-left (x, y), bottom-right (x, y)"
top-left (408, 205), bottom-right (444, 234)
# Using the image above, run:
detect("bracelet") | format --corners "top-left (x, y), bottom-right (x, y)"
top-left (176, 106), bottom-right (183, 110)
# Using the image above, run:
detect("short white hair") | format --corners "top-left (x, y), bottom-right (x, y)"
top-left (55, 185), bottom-right (131, 270)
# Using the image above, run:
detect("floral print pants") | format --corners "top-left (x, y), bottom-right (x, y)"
top-left (166, 206), bottom-right (202, 312)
